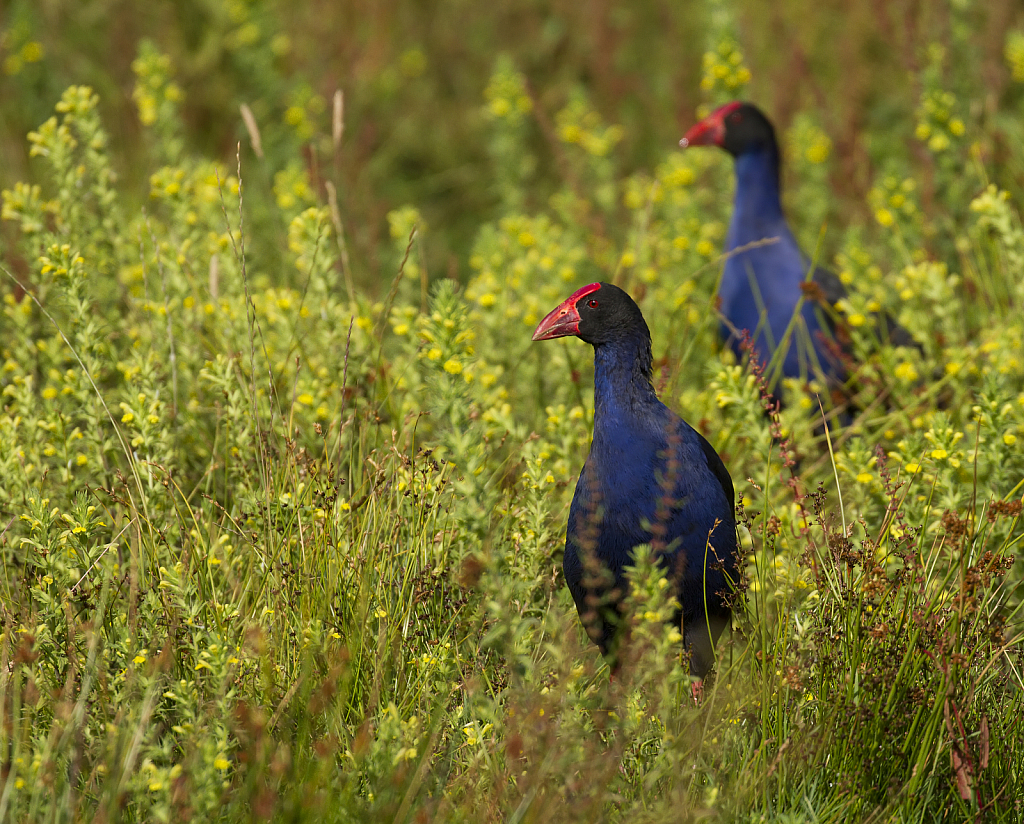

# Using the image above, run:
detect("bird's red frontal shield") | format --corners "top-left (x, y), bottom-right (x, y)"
top-left (532, 282), bottom-right (602, 341)
top-left (679, 101), bottom-right (742, 148)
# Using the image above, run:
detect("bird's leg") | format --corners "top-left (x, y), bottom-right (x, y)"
top-left (691, 679), bottom-right (704, 705)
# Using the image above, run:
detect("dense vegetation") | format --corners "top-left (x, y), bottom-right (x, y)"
top-left (1, 1), bottom-right (1022, 820)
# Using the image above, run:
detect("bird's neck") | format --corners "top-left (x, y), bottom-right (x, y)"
top-left (592, 337), bottom-right (659, 432)
top-left (732, 147), bottom-right (784, 225)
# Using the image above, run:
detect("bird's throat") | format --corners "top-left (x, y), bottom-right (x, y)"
top-left (592, 338), bottom-right (658, 427)
top-left (732, 148), bottom-right (784, 225)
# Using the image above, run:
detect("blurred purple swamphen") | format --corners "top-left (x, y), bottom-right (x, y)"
top-left (681, 102), bottom-right (918, 399)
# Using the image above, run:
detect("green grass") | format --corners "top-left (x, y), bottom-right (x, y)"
top-left (1, 3), bottom-right (1023, 821)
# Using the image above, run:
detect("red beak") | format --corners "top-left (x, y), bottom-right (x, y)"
top-left (679, 101), bottom-right (741, 148)
top-left (532, 298), bottom-right (582, 341)
top-left (532, 282), bottom-right (602, 341)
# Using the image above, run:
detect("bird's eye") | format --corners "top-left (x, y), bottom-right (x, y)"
top-left (587, 299), bottom-right (599, 308)
top-left (729, 111), bottom-right (742, 123)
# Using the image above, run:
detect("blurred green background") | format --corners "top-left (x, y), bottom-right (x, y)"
top-left (3, 0), bottom-right (1022, 288)
top-left (2, 3), bottom-right (1024, 819)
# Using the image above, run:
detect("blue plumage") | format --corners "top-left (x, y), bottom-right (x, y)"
top-left (533, 282), bottom-right (737, 677)
top-left (683, 102), bottom-right (849, 388)
top-left (722, 149), bottom-right (843, 383)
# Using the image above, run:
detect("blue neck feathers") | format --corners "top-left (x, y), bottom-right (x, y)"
top-left (591, 335), bottom-right (660, 440)
top-left (732, 147), bottom-right (785, 228)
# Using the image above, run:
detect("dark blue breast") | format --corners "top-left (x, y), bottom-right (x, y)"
top-left (563, 396), bottom-right (736, 654)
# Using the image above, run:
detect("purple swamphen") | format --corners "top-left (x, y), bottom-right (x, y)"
top-left (533, 282), bottom-right (737, 679)
top-left (681, 101), bottom-right (917, 396)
